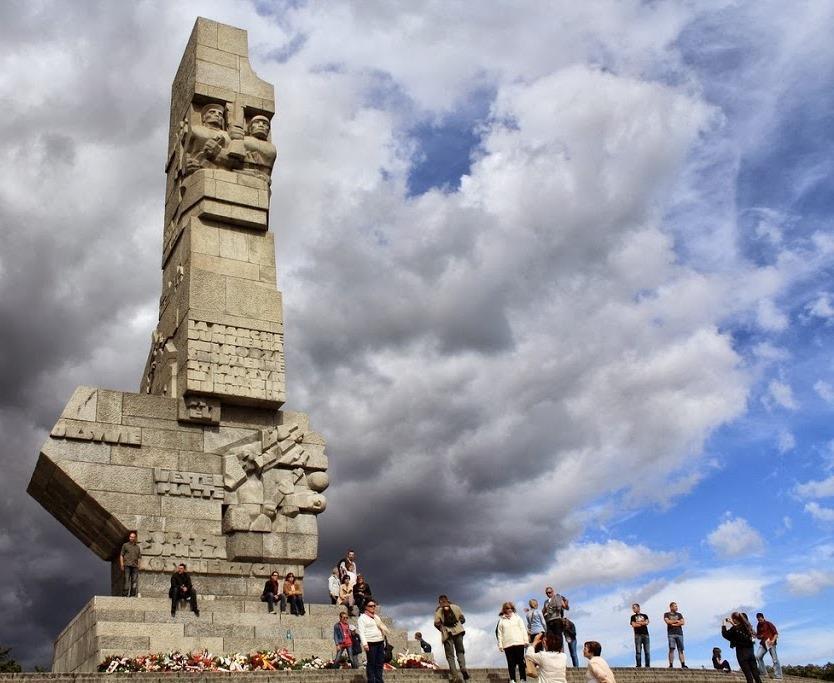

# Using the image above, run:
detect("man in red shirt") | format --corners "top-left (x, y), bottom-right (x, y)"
top-left (755, 612), bottom-right (782, 679)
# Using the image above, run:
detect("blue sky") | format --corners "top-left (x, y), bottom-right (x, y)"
top-left (1, 0), bottom-right (834, 669)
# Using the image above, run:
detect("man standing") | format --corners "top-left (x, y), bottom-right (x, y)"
top-left (542, 586), bottom-right (569, 636)
top-left (755, 612), bottom-right (783, 679)
top-left (664, 601), bottom-right (687, 669)
top-left (630, 603), bottom-right (650, 667)
top-left (434, 594), bottom-right (469, 682)
top-left (119, 531), bottom-right (141, 597)
top-left (169, 563), bottom-right (199, 617)
top-left (339, 549), bottom-right (358, 585)
top-left (564, 617), bottom-right (579, 666)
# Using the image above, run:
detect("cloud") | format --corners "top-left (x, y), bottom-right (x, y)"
top-left (813, 380), bottom-right (834, 404)
top-left (794, 475), bottom-right (834, 500)
top-left (777, 429), bottom-right (796, 453)
top-left (756, 299), bottom-right (789, 332)
top-left (706, 517), bottom-right (765, 558)
top-left (804, 502), bottom-right (834, 524)
top-left (806, 293), bottom-right (834, 321)
top-left (786, 570), bottom-right (834, 596)
top-left (764, 380), bottom-right (799, 411)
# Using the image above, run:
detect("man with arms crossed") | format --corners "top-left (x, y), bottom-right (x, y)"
top-left (664, 601), bottom-right (687, 669)
top-left (630, 603), bottom-right (650, 667)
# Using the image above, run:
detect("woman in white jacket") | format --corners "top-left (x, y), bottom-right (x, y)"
top-left (497, 602), bottom-right (529, 683)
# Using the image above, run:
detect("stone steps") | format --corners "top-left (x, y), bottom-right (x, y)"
top-left (52, 598), bottom-right (411, 673)
top-left (0, 670), bottom-right (807, 683)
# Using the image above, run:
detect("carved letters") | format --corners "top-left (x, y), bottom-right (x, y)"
top-left (140, 530), bottom-right (226, 559)
top-left (185, 319), bottom-right (284, 402)
top-left (51, 420), bottom-right (141, 447)
top-left (154, 468), bottom-right (224, 499)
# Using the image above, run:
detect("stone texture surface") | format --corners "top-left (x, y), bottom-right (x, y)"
top-left (50, 598), bottom-right (409, 673)
top-left (27, 17), bottom-right (335, 672)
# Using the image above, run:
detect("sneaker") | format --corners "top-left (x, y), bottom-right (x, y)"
top-left (682, 664), bottom-right (689, 669)
top-left (194, 609), bottom-right (200, 618)
top-left (463, 672), bottom-right (470, 681)
top-left (669, 664), bottom-right (674, 669)
top-left (171, 610), bottom-right (176, 617)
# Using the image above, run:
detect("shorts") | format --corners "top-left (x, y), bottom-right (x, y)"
top-left (668, 634), bottom-right (684, 652)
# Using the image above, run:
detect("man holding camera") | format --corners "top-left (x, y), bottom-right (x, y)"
top-left (434, 594), bottom-right (469, 682)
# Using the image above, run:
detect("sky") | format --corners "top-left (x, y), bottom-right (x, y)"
top-left (1, 0), bottom-right (834, 671)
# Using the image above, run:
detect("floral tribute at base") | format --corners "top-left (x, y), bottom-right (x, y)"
top-left (98, 649), bottom-right (438, 673)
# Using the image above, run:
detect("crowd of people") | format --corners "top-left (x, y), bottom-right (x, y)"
top-left (119, 535), bottom-right (786, 683)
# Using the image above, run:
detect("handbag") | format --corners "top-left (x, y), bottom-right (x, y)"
top-left (525, 656), bottom-right (539, 678)
top-left (383, 639), bottom-right (394, 663)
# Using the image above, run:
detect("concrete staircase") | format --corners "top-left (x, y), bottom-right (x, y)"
top-left (52, 597), bottom-right (411, 673)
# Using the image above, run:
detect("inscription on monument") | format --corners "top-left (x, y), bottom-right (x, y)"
top-left (186, 319), bottom-right (285, 401)
top-left (140, 530), bottom-right (226, 559)
top-left (50, 420), bottom-right (141, 447)
top-left (153, 468), bottom-right (224, 499)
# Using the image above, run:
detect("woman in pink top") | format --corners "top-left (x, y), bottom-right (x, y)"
top-left (583, 641), bottom-right (616, 683)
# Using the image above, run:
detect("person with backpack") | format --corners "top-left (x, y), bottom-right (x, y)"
top-left (434, 594), bottom-right (469, 682)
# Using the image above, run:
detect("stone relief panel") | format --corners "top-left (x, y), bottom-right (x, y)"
top-left (139, 530), bottom-right (226, 559)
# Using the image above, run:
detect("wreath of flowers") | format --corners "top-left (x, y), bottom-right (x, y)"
top-left (99, 649), bottom-right (438, 673)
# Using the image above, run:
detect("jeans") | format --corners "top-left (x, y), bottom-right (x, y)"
top-left (566, 637), bottom-right (579, 666)
top-left (634, 634), bottom-right (650, 667)
top-left (123, 566), bottom-right (139, 597)
top-left (443, 633), bottom-right (467, 680)
top-left (736, 646), bottom-right (763, 683)
top-left (287, 594), bottom-right (306, 615)
top-left (261, 591), bottom-right (286, 613)
top-left (756, 644), bottom-right (782, 679)
top-left (366, 640), bottom-right (385, 683)
top-left (504, 644), bottom-right (526, 682)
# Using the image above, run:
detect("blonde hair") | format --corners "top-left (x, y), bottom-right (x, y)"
top-left (529, 598), bottom-right (539, 609)
top-left (501, 601), bottom-right (516, 614)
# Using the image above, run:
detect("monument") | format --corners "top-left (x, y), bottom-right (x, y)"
top-left (27, 18), bottom-right (407, 672)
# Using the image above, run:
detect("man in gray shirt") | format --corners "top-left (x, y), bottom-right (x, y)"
top-left (119, 531), bottom-right (141, 597)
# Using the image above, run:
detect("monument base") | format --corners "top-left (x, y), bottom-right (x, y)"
top-left (52, 596), bottom-right (410, 673)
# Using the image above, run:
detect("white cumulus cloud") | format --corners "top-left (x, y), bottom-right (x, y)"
top-left (786, 569), bottom-right (834, 596)
top-left (706, 516), bottom-right (765, 558)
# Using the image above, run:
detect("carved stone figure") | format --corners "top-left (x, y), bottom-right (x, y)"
top-left (241, 115), bottom-right (277, 183)
top-left (182, 103), bottom-right (233, 175)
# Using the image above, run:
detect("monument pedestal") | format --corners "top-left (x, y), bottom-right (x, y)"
top-left (53, 597), bottom-right (410, 673)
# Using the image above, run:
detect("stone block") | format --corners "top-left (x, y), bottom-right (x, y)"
top-left (190, 266), bottom-right (227, 312)
top-left (95, 635), bottom-right (150, 650)
top-left (194, 17), bottom-right (218, 49)
top-left (62, 461), bottom-right (154, 495)
top-left (195, 44), bottom-right (238, 69)
top-left (259, 265), bottom-right (277, 284)
top-left (161, 496), bottom-right (221, 521)
top-left (217, 23), bottom-right (248, 56)
top-left (226, 532), bottom-right (264, 561)
top-left (183, 622), bottom-right (253, 638)
top-left (226, 278), bottom-right (282, 322)
top-left (61, 386), bottom-right (98, 421)
top-left (96, 390), bottom-right (123, 424)
top-left (214, 179), bottom-right (262, 207)
top-left (246, 233), bottom-right (276, 266)
top-left (195, 59), bottom-right (239, 91)
top-left (111, 445), bottom-right (179, 470)
top-left (218, 228), bottom-right (250, 262)
top-left (199, 199), bottom-right (267, 229)
top-left (96, 620), bottom-right (183, 639)
top-left (190, 220), bottom-right (220, 257)
top-left (239, 58), bottom-right (274, 100)
top-left (122, 393), bottom-right (178, 421)
top-left (43, 437), bottom-right (111, 465)
top-left (141, 427), bottom-right (203, 451)
top-left (92, 491), bottom-right (161, 517)
top-left (178, 450), bottom-right (223, 474)
top-left (148, 635), bottom-right (224, 653)
top-left (210, 611), bottom-right (268, 626)
top-left (95, 609), bottom-right (146, 623)
top-left (193, 251), bottom-right (260, 280)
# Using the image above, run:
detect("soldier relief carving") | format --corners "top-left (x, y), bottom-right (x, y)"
top-left (221, 421), bottom-right (327, 535)
top-left (179, 102), bottom-right (276, 184)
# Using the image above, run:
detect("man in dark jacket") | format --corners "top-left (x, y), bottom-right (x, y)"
top-left (169, 563), bottom-right (199, 617)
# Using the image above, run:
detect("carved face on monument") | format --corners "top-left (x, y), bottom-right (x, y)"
top-left (201, 104), bottom-right (225, 130)
top-left (248, 115), bottom-right (270, 140)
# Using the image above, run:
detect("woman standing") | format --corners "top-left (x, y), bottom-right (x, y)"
top-left (497, 602), bottom-right (529, 683)
top-left (282, 572), bottom-right (306, 616)
top-left (527, 599), bottom-right (546, 650)
top-left (525, 633), bottom-right (567, 683)
top-left (358, 600), bottom-right (391, 683)
top-left (722, 613), bottom-right (762, 683)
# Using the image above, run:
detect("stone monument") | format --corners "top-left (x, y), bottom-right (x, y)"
top-left (26, 18), bottom-right (406, 672)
